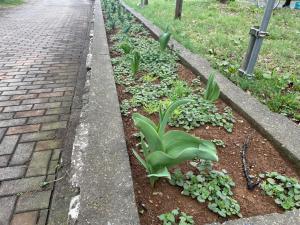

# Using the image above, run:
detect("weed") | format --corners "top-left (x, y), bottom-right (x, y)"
top-left (170, 165), bottom-right (241, 218)
top-left (159, 209), bottom-right (194, 225)
top-left (259, 172), bottom-right (300, 210)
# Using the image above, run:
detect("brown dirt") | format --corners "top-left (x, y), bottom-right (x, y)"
top-left (105, 14), bottom-right (300, 225)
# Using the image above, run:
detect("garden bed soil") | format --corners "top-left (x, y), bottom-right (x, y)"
top-left (105, 16), bottom-right (300, 225)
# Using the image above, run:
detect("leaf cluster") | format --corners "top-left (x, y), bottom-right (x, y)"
top-left (159, 209), bottom-right (194, 225)
top-left (260, 172), bottom-right (300, 210)
top-left (170, 167), bottom-right (241, 218)
top-left (132, 100), bottom-right (218, 186)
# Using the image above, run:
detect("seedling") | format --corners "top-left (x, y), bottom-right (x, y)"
top-left (204, 74), bottom-right (220, 102)
top-left (131, 51), bottom-right (141, 75)
top-left (259, 172), bottom-right (300, 210)
top-left (159, 209), bottom-right (194, 225)
top-left (159, 28), bottom-right (171, 51)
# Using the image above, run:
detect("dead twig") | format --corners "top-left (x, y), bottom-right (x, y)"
top-left (241, 133), bottom-right (260, 190)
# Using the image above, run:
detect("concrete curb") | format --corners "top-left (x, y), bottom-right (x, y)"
top-left (69, 0), bottom-right (140, 224)
top-left (119, 2), bottom-right (300, 225)
top-left (120, 1), bottom-right (300, 168)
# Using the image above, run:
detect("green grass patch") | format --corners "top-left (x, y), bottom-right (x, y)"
top-left (124, 0), bottom-right (300, 121)
top-left (0, 0), bottom-right (23, 7)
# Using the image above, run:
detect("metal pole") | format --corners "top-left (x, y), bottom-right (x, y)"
top-left (240, 0), bottom-right (275, 77)
top-left (240, 26), bottom-right (258, 73)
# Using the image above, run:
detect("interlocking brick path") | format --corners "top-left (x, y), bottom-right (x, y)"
top-left (0, 0), bottom-right (91, 224)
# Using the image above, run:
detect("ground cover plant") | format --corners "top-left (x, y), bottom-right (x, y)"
top-left (101, 0), bottom-right (300, 224)
top-left (259, 172), bottom-right (300, 210)
top-left (124, 0), bottom-right (300, 122)
top-left (170, 161), bottom-right (242, 218)
top-left (159, 209), bottom-right (195, 225)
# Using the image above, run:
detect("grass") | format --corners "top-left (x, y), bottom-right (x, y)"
top-left (124, 0), bottom-right (300, 121)
top-left (0, 0), bottom-right (23, 7)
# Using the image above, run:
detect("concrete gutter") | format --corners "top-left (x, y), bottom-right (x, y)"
top-left (70, 0), bottom-right (140, 224)
top-left (120, 1), bottom-right (300, 168)
top-left (119, 2), bottom-right (300, 225)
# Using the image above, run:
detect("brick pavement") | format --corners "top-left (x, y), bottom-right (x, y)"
top-left (0, 0), bottom-right (91, 224)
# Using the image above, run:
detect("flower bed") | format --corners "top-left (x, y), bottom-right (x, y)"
top-left (101, 1), bottom-right (300, 224)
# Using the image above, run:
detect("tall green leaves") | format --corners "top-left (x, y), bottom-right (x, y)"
top-left (132, 99), bottom-right (218, 186)
top-left (204, 74), bottom-right (220, 102)
top-left (159, 29), bottom-right (171, 51)
top-left (131, 51), bottom-right (141, 75)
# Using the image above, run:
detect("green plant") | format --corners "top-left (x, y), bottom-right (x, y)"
top-left (0, 0), bottom-right (23, 6)
top-left (131, 51), bottom-right (141, 75)
top-left (168, 96), bottom-right (235, 132)
top-left (132, 99), bottom-right (218, 186)
top-left (259, 172), bottom-right (300, 210)
top-left (196, 160), bottom-right (213, 173)
top-left (168, 80), bottom-right (192, 101)
top-left (142, 74), bottom-right (158, 83)
top-left (107, 17), bottom-right (116, 30)
top-left (119, 41), bottom-right (132, 54)
top-left (204, 74), bottom-right (220, 102)
top-left (159, 209), bottom-right (194, 225)
top-left (159, 28), bottom-right (171, 51)
top-left (123, 23), bottom-right (131, 33)
top-left (143, 101), bottom-right (160, 114)
top-left (170, 166), bottom-right (241, 218)
top-left (211, 139), bottom-right (225, 148)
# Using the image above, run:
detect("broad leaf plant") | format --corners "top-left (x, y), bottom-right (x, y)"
top-left (132, 99), bottom-right (218, 186)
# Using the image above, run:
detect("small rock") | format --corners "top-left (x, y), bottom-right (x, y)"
top-left (86, 54), bottom-right (92, 70)
top-left (153, 192), bottom-right (163, 196)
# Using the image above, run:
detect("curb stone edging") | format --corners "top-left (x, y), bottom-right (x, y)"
top-left (69, 0), bottom-right (140, 224)
top-left (118, 2), bottom-right (300, 225)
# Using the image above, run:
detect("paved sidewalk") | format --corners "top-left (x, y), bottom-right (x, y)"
top-left (0, 0), bottom-right (90, 224)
